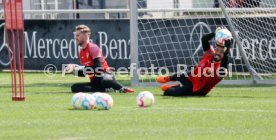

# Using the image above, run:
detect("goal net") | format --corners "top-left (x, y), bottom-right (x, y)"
top-left (133, 0), bottom-right (276, 85)
top-left (220, 0), bottom-right (276, 82)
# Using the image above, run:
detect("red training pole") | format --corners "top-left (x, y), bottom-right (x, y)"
top-left (4, 0), bottom-right (25, 101)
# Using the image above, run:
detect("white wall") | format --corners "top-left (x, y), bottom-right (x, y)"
top-left (147, 0), bottom-right (174, 9)
top-left (105, 0), bottom-right (128, 9)
top-left (23, 0), bottom-right (31, 10)
top-left (146, 0), bottom-right (193, 18)
top-left (179, 0), bottom-right (193, 8)
top-left (147, 0), bottom-right (209, 9)
top-left (192, 0), bottom-right (213, 8)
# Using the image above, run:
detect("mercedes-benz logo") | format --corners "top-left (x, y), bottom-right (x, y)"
top-left (0, 23), bottom-right (13, 66)
top-left (189, 22), bottom-right (212, 65)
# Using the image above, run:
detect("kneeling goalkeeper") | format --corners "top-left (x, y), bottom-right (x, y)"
top-left (66, 25), bottom-right (134, 93)
top-left (156, 27), bottom-right (232, 96)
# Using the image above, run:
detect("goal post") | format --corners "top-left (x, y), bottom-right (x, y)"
top-left (130, 0), bottom-right (139, 86)
top-left (130, 0), bottom-right (276, 86)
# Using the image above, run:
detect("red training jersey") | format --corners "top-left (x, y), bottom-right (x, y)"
top-left (79, 42), bottom-right (110, 81)
top-left (188, 46), bottom-right (223, 94)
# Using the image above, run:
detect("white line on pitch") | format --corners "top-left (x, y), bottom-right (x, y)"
top-left (120, 107), bottom-right (276, 113)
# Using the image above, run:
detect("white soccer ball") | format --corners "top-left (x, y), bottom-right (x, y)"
top-left (136, 91), bottom-right (155, 107)
top-left (92, 92), bottom-right (113, 110)
top-left (92, 92), bottom-right (103, 99)
top-left (215, 28), bottom-right (232, 46)
top-left (71, 92), bottom-right (96, 110)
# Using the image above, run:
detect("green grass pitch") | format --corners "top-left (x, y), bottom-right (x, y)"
top-left (1, 72), bottom-right (276, 140)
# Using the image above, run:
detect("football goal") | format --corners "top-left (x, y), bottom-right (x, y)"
top-left (130, 0), bottom-right (276, 86)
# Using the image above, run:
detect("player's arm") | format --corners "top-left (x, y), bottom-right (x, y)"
top-left (201, 32), bottom-right (215, 51)
top-left (65, 64), bottom-right (85, 77)
top-left (66, 58), bottom-right (102, 77)
top-left (77, 58), bottom-right (103, 76)
top-left (221, 50), bottom-right (230, 68)
top-left (219, 39), bottom-right (232, 76)
top-left (75, 65), bottom-right (85, 77)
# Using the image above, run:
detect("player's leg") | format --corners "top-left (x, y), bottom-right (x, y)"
top-left (157, 73), bottom-right (190, 91)
top-left (169, 73), bottom-right (189, 85)
top-left (163, 85), bottom-right (193, 96)
top-left (71, 82), bottom-right (105, 93)
top-left (99, 72), bottom-right (134, 93)
top-left (163, 79), bottom-right (206, 96)
top-left (163, 77), bottom-right (192, 96)
top-left (100, 73), bottom-right (122, 90)
top-left (161, 83), bottom-right (180, 91)
top-left (163, 84), bottom-right (206, 96)
top-left (157, 73), bottom-right (188, 84)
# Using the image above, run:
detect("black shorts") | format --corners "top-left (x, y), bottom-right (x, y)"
top-left (71, 72), bottom-right (122, 93)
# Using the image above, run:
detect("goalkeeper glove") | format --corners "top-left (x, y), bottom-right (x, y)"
top-left (64, 64), bottom-right (84, 74)
top-left (224, 39), bottom-right (233, 49)
top-left (223, 39), bottom-right (233, 55)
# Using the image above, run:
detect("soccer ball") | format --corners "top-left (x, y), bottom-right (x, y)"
top-left (92, 92), bottom-right (103, 99)
top-left (136, 91), bottom-right (155, 107)
top-left (92, 92), bottom-right (113, 110)
top-left (71, 92), bottom-right (96, 110)
top-left (215, 28), bottom-right (232, 46)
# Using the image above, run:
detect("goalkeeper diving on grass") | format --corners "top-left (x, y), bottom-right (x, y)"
top-left (156, 27), bottom-right (233, 96)
top-left (65, 25), bottom-right (134, 93)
